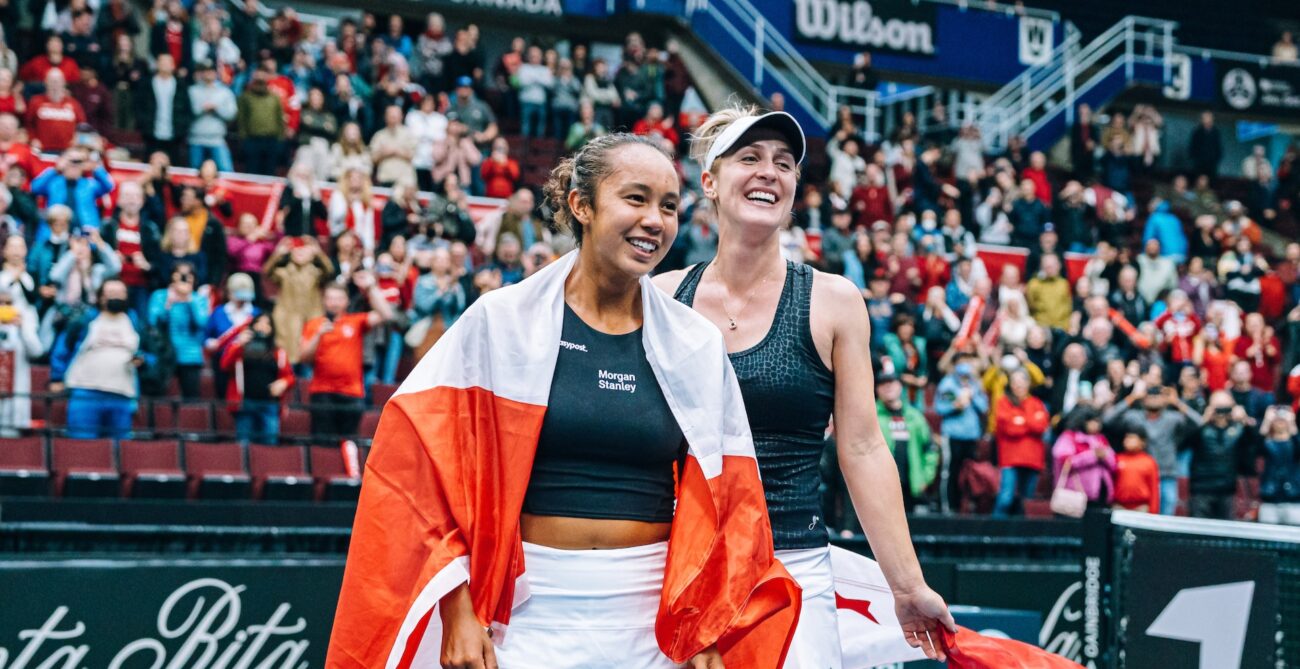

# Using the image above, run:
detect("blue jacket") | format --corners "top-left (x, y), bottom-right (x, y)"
top-left (1142, 201), bottom-right (1188, 260)
top-left (934, 372), bottom-right (989, 441)
top-left (29, 166), bottom-right (115, 240)
top-left (204, 302), bottom-right (261, 360)
top-left (148, 289), bottom-right (210, 366)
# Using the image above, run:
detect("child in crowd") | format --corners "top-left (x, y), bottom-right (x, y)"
top-left (1112, 425), bottom-right (1161, 513)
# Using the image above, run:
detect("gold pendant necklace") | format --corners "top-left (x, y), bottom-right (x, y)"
top-left (719, 263), bottom-right (781, 331)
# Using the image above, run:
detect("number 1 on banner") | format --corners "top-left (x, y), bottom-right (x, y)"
top-left (1145, 581), bottom-right (1254, 669)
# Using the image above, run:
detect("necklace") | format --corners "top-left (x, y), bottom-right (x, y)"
top-left (715, 262), bottom-right (781, 331)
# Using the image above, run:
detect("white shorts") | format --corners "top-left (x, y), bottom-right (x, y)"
top-left (1259, 502), bottom-right (1300, 525)
top-left (495, 541), bottom-right (678, 669)
top-left (777, 546), bottom-right (844, 669)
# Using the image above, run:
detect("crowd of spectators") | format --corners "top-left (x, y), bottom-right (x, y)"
top-left (803, 97), bottom-right (1300, 526)
top-left (0, 1), bottom-right (1299, 528)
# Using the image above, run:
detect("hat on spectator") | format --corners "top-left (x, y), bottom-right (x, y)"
top-left (455, 75), bottom-right (474, 88)
top-left (195, 59), bottom-right (215, 72)
top-left (870, 220), bottom-right (891, 233)
top-left (703, 111), bottom-right (806, 168)
top-left (227, 273), bottom-right (255, 294)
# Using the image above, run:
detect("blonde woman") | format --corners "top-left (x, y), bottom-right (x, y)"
top-left (655, 107), bottom-right (954, 666)
top-left (328, 167), bottom-right (379, 257)
top-left (328, 121), bottom-right (373, 181)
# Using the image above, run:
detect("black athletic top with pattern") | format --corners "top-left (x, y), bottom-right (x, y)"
top-left (675, 261), bottom-right (836, 549)
top-left (523, 303), bottom-right (685, 523)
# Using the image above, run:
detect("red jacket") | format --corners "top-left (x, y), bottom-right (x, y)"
top-left (18, 56), bottom-right (81, 84)
top-left (479, 157), bottom-right (520, 199)
top-left (994, 394), bottom-right (1049, 471)
top-left (850, 184), bottom-right (894, 227)
top-left (219, 332), bottom-right (296, 411)
top-left (25, 95), bottom-right (86, 152)
top-left (1112, 451), bottom-right (1161, 512)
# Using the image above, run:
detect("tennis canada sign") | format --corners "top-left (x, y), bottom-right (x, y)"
top-left (0, 579), bottom-right (313, 669)
top-left (793, 0), bottom-right (936, 56)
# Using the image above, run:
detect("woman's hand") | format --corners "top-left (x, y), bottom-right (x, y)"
top-left (685, 646), bottom-right (724, 668)
top-left (439, 585), bottom-right (497, 669)
top-left (893, 585), bottom-right (956, 661)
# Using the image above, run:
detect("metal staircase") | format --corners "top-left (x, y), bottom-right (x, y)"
top-left (974, 16), bottom-right (1178, 152)
top-left (684, 0), bottom-right (881, 141)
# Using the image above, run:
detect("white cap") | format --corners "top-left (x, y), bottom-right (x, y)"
top-left (703, 111), bottom-right (806, 169)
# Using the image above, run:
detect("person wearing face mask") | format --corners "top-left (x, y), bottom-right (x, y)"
top-left (934, 353), bottom-right (989, 512)
top-left (405, 247), bottom-right (465, 361)
top-left (148, 260), bottom-right (210, 400)
top-left (220, 313), bottom-right (294, 445)
top-left (49, 279), bottom-right (145, 438)
top-left (205, 273), bottom-right (260, 401)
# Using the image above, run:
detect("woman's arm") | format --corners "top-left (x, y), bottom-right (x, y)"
top-left (821, 274), bottom-right (953, 659)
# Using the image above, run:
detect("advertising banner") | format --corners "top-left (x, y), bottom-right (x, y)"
top-left (1122, 543), bottom-right (1276, 669)
top-left (1218, 62), bottom-right (1300, 114)
top-left (791, 0), bottom-right (938, 57)
top-left (0, 558), bottom-right (344, 668)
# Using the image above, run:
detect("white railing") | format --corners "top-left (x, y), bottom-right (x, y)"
top-left (691, 0), bottom-right (881, 140)
top-left (977, 16), bottom-right (1177, 151)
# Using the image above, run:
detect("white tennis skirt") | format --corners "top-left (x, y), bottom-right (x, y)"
top-left (495, 541), bottom-right (679, 669)
top-left (778, 546), bottom-right (844, 669)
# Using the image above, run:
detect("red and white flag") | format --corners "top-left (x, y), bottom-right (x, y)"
top-left (326, 251), bottom-right (801, 668)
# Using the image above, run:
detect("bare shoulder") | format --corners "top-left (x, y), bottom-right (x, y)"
top-left (809, 267), bottom-right (868, 320)
top-left (650, 267), bottom-right (692, 296)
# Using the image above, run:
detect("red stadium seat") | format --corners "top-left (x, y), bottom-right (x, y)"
top-left (151, 400), bottom-right (176, 433)
top-left (184, 442), bottom-right (251, 499)
top-left (358, 410), bottom-right (382, 438)
top-left (282, 407), bottom-right (311, 436)
top-left (119, 440), bottom-right (186, 498)
top-left (371, 383), bottom-right (398, 407)
top-left (30, 365), bottom-right (50, 390)
top-left (200, 373), bottom-right (217, 400)
top-left (47, 399), bottom-right (68, 429)
top-left (309, 445), bottom-right (361, 501)
top-left (176, 403), bottom-right (213, 437)
top-left (213, 402), bottom-right (237, 436)
top-left (0, 437), bottom-right (50, 496)
top-left (50, 438), bottom-right (120, 497)
top-left (249, 444), bottom-right (313, 500)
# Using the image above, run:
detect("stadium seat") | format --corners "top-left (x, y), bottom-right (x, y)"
top-left (308, 445), bottom-right (361, 502)
top-left (184, 442), bottom-right (251, 499)
top-left (119, 440), bottom-right (187, 499)
top-left (47, 399), bottom-right (68, 430)
top-left (213, 403), bottom-right (237, 436)
top-left (30, 365), bottom-right (50, 390)
top-left (50, 439), bottom-right (120, 498)
top-left (371, 383), bottom-right (398, 407)
top-left (0, 437), bottom-right (51, 496)
top-left (176, 403), bottom-right (213, 438)
top-left (200, 373), bottom-right (217, 400)
top-left (249, 444), bottom-right (314, 500)
top-left (151, 400), bottom-right (176, 434)
top-left (358, 410), bottom-right (382, 439)
top-left (281, 407), bottom-right (311, 437)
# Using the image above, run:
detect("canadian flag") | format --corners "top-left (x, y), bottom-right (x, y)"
top-left (832, 547), bottom-right (1083, 669)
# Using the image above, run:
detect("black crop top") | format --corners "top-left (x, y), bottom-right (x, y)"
top-left (523, 304), bottom-right (685, 523)
top-left (675, 261), bottom-right (836, 549)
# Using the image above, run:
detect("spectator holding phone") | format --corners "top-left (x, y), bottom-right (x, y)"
top-left (1259, 405), bottom-right (1300, 525)
top-left (300, 274), bottom-right (394, 439)
top-left (148, 260), bottom-right (209, 400)
top-left (49, 228), bottom-right (121, 310)
top-left (263, 236), bottom-right (333, 367)
top-left (29, 146), bottom-right (114, 239)
top-left (49, 279), bottom-right (143, 439)
top-left (221, 312), bottom-right (294, 445)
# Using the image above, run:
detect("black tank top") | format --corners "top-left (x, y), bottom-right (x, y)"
top-left (675, 261), bottom-right (836, 549)
top-left (523, 304), bottom-right (685, 523)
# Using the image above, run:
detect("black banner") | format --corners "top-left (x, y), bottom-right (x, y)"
top-left (1122, 543), bottom-right (1276, 669)
top-left (1218, 62), bottom-right (1300, 114)
top-left (0, 559), bottom-right (344, 668)
top-left (792, 0), bottom-right (938, 56)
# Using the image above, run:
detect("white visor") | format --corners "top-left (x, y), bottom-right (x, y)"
top-left (703, 111), bottom-right (806, 169)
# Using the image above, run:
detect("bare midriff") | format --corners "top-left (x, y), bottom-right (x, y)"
top-left (520, 513), bottom-right (672, 549)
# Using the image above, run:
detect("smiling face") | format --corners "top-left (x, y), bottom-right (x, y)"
top-left (704, 128), bottom-right (797, 234)
top-left (573, 143), bottom-right (680, 280)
